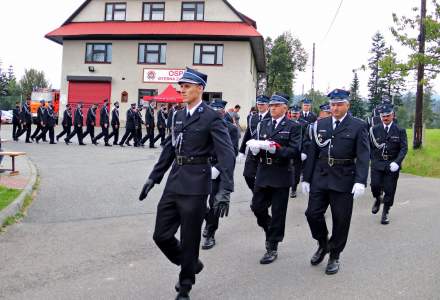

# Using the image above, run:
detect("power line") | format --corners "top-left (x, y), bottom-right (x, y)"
top-left (323, 0), bottom-right (344, 40)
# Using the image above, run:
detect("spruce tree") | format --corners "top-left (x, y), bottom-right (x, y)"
top-left (350, 72), bottom-right (366, 119)
top-left (367, 32), bottom-right (387, 112)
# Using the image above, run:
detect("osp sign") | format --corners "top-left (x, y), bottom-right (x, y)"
top-left (143, 68), bottom-right (185, 83)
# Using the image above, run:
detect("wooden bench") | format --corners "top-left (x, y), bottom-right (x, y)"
top-left (0, 152), bottom-right (26, 176)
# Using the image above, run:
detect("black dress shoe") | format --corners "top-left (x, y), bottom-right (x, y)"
top-left (119, 143), bottom-right (124, 147)
top-left (202, 236), bottom-right (216, 250)
top-left (56, 136), bottom-right (60, 142)
top-left (202, 228), bottom-right (208, 238)
top-left (125, 142), bottom-right (132, 146)
top-left (290, 190), bottom-right (297, 198)
top-left (372, 197), bottom-right (381, 214)
top-left (149, 145), bottom-right (156, 149)
top-left (50, 142), bottom-right (56, 144)
top-left (260, 250), bottom-right (278, 264)
top-left (175, 260), bottom-right (203, 292)
top-left (325, 258), bottom-right (340, 275)
top-left (310, 241), bottom-right (328, 266)
top-left (79, 143), bottom-right (87, 146)
top-left (26, 141), bottom-right (32, 144)
top-left (105, 143), bottom-right (112, 147)
top-left (381, 211), bottom-right (390, 225)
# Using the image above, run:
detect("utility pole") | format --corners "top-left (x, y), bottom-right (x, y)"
top-left (311, 43), bottom-right (316, 100)
top-left (414, 0), bottom-right (426, 149)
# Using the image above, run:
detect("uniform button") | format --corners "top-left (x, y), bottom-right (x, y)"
top-left (331, 145), bottom-right (334, 148)
top-left (332, 136), bottom-right (335, 138)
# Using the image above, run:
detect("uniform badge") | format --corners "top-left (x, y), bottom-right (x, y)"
top-left (197, 107), bottom-right (204, 113)
top-left (318, 133), bottom-right (323, 143)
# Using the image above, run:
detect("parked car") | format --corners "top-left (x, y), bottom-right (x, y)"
top-left (1, 110), bottom-right (13, 124)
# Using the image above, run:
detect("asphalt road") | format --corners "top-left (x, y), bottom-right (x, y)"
top-left (1, 126), bottom-right (439, 300)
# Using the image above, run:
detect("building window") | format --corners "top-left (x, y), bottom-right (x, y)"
top-left (105, 3), bottom-right (126, 21)
top-left (181, 2), bottom-right (204, 21)
top-left (143, 2), bottom-right (165, 21)
top-left (194, 44), bottom-right (223, 65)
top-left (85, 43), bottom-right (112, 63)
top-left (138, 44), bottom-right (166, 64)
top-left (203, 92), bottom-right (222, 103)
top-left (139, 89), bottom-right (158, 106)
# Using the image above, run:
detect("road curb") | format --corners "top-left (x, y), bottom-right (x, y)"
top-left (0, 156), bottom-right (38, 225)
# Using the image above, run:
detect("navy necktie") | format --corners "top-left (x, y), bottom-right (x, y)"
top-left (272, 119), bottom-right (277, 131)
top-left (334, 120), bottom-right (340, 129)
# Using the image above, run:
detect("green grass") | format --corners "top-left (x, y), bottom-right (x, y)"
top-left (0, 186), bottom-right (22, 211)
top-left (403, 129), bottom-right (440, 178)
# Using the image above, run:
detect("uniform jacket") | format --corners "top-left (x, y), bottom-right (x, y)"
top-left (157, 110), bottom-right (168, 129)
top-left (300, 111), bottom-right (317, 124)
top-left (100, 106), bottom-right (109, 127)
top-left (62, 110), bottom-right (72, 127)
top-left (145, 107), bottom-right (155, 127)
top-left (167, 108), bottom-right (175, 129)
top-left (125, 109), bottom-right (136, 130)
top-left (37, 106), bottom-right (46, 124)
top-left (303, 115), bottom-right (370, 193)
top-left (43, 106), bottom-right (56, 127)
top-left (135, 110), bottom-right (144, 128)
top-left (240, 111), bottom-right (271, 178)
top-left (20, 104), bottom-right (32, 124)
top-left (149, 102), bottom-right (235, 195)
top-left (370, 122), bottom-right (408, 171)
top-left (255, 116), bottom-right (302, 188)
top-left (86, 108), bottom-right (96, 126)
top-left (13, 107), bottom-right (20, 124)
top-left (111, 108), bottom-right (120, 126)
top-left (74, 107), bottom-right (84, 127)
top-left (225, 118), bottom-right (239, 156)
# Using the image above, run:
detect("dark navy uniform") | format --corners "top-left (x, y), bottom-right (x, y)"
top-left (303, 90), bottom-right (370, 271)
top-left (17, 102), bottom-right (32, 143)
top-left (251, 98), bottom-right (302, 263)
top-left (202, 99), bottom-right (238, 250)
top-left (147, 101), bottom-right (235, 290)
top-left (31, 103), bottom-right (47, 141)
top-left (65, 105), bottom-right (85, 145)
top-left (153, 108), bottom-right (168, 146)
top-left (57, 106), bottom-right (72, 141)
top-left (12, 104), bottom-right (22, 141)
top-left (140, 105), bottom-right (155, 147)
top-left (119, 105), bottom-right (137, 146)
top-left (300, 111), bottom-right (317, 124)
top-left (82, 106), bottom-right (96, 141)
top-left (239, 95), bottom-right (271, 192)
top-left (37, 103), bottom-right (56, 143)
top-left (370, 117), bottom-right (407, 222)
top-left (108, 104), bottom-right (120, 145)
top-left (94, 102), bottom-right (111, 145)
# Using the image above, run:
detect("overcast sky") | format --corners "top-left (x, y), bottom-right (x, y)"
top-left (0, 0), bottom-right (438, 97)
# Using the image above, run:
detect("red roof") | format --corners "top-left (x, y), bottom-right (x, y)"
top-left (143, 84), bottom-right (183, 103)
top-left (46, 21), bottom-right (262, 43)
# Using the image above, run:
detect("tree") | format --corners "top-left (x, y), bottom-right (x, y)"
top-left (350, 72), bottom-right (366, 119)
top-left (257, 37), bottom-right (273, 95)
top-left (379, 46), bottom-right (407, 106)
top-left (265, 32), bottom-right (308, 96)
top-left (367, 32), bottom-right (387, 111)
top-left (19, 68), bottom-right (49, 99)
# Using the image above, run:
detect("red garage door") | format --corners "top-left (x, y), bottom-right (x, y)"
top-left (68, 81), bottom-right (111, 126)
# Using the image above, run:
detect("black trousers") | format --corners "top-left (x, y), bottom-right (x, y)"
top-left (371, 168), bottom-right (400, 207)
top-left (141, 126), bottom-right (155, 146)
top-left (56, 125), bottom-right (71, 140)
top-left (153, 192), bottom-right (207, 288)
top-left (291, 160), bottom-right (302, 192)
top-left (119, 128), bottom-right (137, 145)
top-left (95, 126), bottom-right (109, 143)
top-left (204, 178), bottom-right (221, 237)
top-left (82, 125), bottom-right (95, 141)
top-left (251, 186), bottom-right (290, 243)
top-left (66, 126), bottom-right (84, 144)
top-left (127, 127), bottom-right (142, 145)
top-left (13, 122), bottom-right (22, 140)
top-left (17, 122), bottom-right (32, 142)
top-left (153, 127), bottom-right (166, 145)
top-left (38, 126), bottom-right (55, 143)
top-left (31, 124), bottom-right (46, 140)
top-left (244, 176), bottom-right (255, 192)
top-left (305, 189), bottom-right (354, 258)
top-left (108, 125), bottom-right (119, 144)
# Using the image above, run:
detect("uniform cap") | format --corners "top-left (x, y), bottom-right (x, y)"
top-left (178, 68), bottom-right (208, 87)
top-left (327, 89), bottom-right (350, 102)
top-left (269, 92), bottom-right (289, 105)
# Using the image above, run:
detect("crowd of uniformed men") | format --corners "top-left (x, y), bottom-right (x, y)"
top-left (12, 67), bottom-right (408, 300)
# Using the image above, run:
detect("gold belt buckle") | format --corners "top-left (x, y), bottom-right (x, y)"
top-left (266, 158), bottom-right (273, 165)
top-left (328, 157), bottom-right (334, 167)
top-left (177, 156), bottom-right (183, 166)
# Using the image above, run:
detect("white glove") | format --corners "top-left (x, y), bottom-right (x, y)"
top-left (237, 153), bottom-right (246, 163)
top-left (301, 153), bottom-right (308, 161)
top-left (351, 183), bottom-right (366, 200)
top-left (211, 167), bottom-right (220, 180)
top-left (389, 162), bottom-right (399, 172)
top-left (246, 139), bottom-right (261, 155)
top-left (249, 146), bottom-right (260, 155)
top-left (259, 140), bottom-right (277, 154)
top-left (301, 182), bottom-right (310, 195)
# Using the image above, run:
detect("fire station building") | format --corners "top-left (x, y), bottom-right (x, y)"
top-left (46, 0), bottom-right (266, 123)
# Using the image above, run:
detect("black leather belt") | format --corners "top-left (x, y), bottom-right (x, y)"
top-left (380, 155), bottom-right (395, 161)
top-left (259, 157), bottom-right (288, 166)
top-left (175, 156), bottom-right (211, 166)
top-left (320, 157), bottom-right (355, 166)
